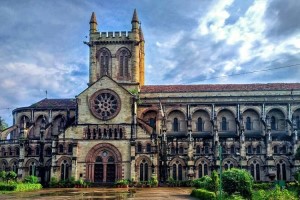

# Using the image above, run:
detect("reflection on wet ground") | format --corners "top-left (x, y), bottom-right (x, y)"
top-left (0, 187), bottom-right (197, 200)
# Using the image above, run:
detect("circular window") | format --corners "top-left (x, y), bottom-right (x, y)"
top-left (89, 89), bottom-right (121, 120)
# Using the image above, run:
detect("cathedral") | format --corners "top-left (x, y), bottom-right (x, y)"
top-left (1, 10), bottom-right (300, 185)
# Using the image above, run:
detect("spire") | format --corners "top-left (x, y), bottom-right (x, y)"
top-left (89, 12), bottom-right (97, 33)
top-left (132, 9), bottom-right (139, 23)
top-left (139, 24), bottom-right (144, 41)
top-left (90, 12), bottom-right (97, 24)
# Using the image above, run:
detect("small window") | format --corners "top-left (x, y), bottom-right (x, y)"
top-left (173, 118), bottom-right (179, 132)
top-left (46, 147), bottom-right (52, 156)
top-left (222, 117), bottom-right (227, 131)
top-left (271, 116), bottom-right (276, 130)
top-left (171, 146), bottom-right (176, 154)
top-left (59, 144), bottom-right (64, 154)
top-left (274, 146), bottom-right (278, 154)
top-left (179, 146), bottom-right (184, 154)
top-left (27, 147), bottom-right (32, 156)
top-left (146, 143), bottom-right (151, 153)
top-left (197, 117), bottom-right (203, 131)
top-left (246, 117), bottom-right (251, 130)
top-left (247, 146), bottom-right (252, 154)
top-left (35, 146), bottom-right (40, 156)
top-left (68, 144), bottom-right (73, 154)
top-left (196, 146), bottom-right (201, 154)
top-left (256, 145), bottom-right (261, 154)
top-left (137, 143), bottom-right (142, 153)
top-left (230, 146), bottom-right (235, 154)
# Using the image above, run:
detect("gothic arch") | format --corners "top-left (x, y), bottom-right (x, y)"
top-left (266, 107), bottom-right (287, 118)
top-left (195, 157), bottom-right (211, 166)
top-left (25, 158), bottom-right (39, 167)
top-left (169, 157), bottom-right (186, 166)
top-left (166, 108), bottom-right (186, 119)
top-left (190, 108), bottom-right (211, 117)
top-left (241, 107), bottom-right (261, 117)
top-left (85, 143), bottom-right (122, 163)
top-left (57, 156), bottom-right (72, 166)
top-left (96, 47), bottom-right (112, 77)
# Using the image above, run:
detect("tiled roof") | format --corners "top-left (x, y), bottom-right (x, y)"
top-left (29, 98), bottom-right (76, 109)
top-left (141, 83), bottom-right (300, 93)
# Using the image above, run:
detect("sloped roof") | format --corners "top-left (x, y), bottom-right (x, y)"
top-left (29, 98), bottom-right (76, 109)
top-left (140, 83), bottom-right (300, 93)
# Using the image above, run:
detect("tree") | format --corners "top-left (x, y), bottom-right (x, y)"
top-left (222, 168), bottom-right (253, 199)
top-left (211, 170), bottom-right (219, 194)
top-left (0, 117), bottom-right (8, 131)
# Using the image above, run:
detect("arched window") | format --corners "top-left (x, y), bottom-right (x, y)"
top-left (68, 144), bottom-right (73, 154)
top-left (274, 146), bottom-right (278, 154)
top-left (172, 161), bottom-right (184, 181)
top-left (27, 147), bottom-right (32, 156)
top-left (282, 145), bottom-right (287, 154)
top-left (46, 147), bottom-right (52, 156)
top-left (98, 49), bottom-right (111, 76)
top-left (277, 160), bottom-right (287, 180)
top-left (35, 146), bottom-right (40, 156)
top-left (15, 147), bottom-right (19, 156)
top-left (230, 146), bottom-right (235, 154)
top-left (118, 49), bottom-right (130, 78)
top-left (29, 162), bottom-right (36, 176)
top-left (246, 117), bottom-right (251, 130)
top-left (146, 143), bottom-right (151, 153)
top-left (198, 160), bottom-right (209, 178)
top-left (222, 117), bottom-right (227, 131)
top-left (139, 159), bottom-right (149, 181)
top-left (1, 148), bottom-right (5, 157)
top-left (204, 145), bottom-right (209, 154)
top-left (247, 146), bottom-right (252, 154)
top-left (137, 143), bottom-right (142, 153)
top-left (179, 146), bottom-right (184, 154)
top-left (296, 116), bottom-right (300, 129)
top-left (256, 145), bottom-right (261, 154)
top-left (224, 160), bottom-right (234, 170)
top-left (12, 161), bottom-right (18, 173)
top-left (149, 118), bottom-right (156, 130)
top-left (8, 147), bottom-right (12, 156)
top-left (1, 161), bottom-right (7, 171)
top-left (197, 117), bottom-right (203, 131)
top-left (222, 145), bottom-right (226, 154)
top-left (171, 146), bottom-right (176, 154)
top-left (271, 116), bottom-right (276, 130)
top-left (59, 144), bottom-right (64, 154)
top-left (250, 160), bottom-right (260, 181)
top-left (196, 146), bottom-right (201, 154)
top-left (173, 118), bottom-right (179, 132)
top-left (61, 160), bottom-right (69, 180)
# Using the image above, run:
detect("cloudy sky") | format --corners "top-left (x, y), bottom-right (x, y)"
top-left (1, 0), bottom-right (300, 125)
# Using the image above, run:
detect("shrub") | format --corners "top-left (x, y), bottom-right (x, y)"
top-left (6, 171), bottom-right (17, 182)
top-left (115, 179), bottom-right (129, 186)
top-left (23, 175), bottom-right (39, 184)
top-left (0, 182), bottom-right (42, 192)
top-left (252, 186), bottom-right (298, 200)
top-left (49, 177), bottom-right (58, 188)
top-left (191, 189), bottom-right (216, 200)
top-left (148, 176), bottom-right (158, 187)
top-left (222, 168), bottom-right (253, 199)
top-left (0, 171), bottom-right (6, 182)
top-left (193, 176), bottom-right (213, 191)
top-left (211, 170), bottom-right (219, 194)
top-left (253, 182), bottom-right (274, 190)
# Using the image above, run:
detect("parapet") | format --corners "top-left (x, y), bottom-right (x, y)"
top-left (90, 31), bottom-right (135, 41)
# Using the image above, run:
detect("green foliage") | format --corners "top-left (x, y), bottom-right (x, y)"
top-left (252, 186), bottom-right (297, 200)
top-left (295, 147), bottom-right (300, 160)
top-left (0, 117), bottom-right (8, 131)
top-left (49, 177), bottom-right (58, 187)
top-left (115, 179), bottom-right (129, 186)
top-left (0, 182), bottom-right (42, 191)
top-left (191, 189), bottom-right (216, 200)
top-left (193, 176), bottom-right (213, 191)
top-left (211, 170), bottom-right (219, 194)
top-left (0, 171), bottom-right (6, 182)
top-left (23, 175), bottom-right (39, 184)
top-left (6, 171), bottom-right (17, 182)
top-left (148, 176), bottom-right (158, 187)
top-left (222, 168), bottom-right (253, 199)
top-left (253, 182), bottom-right (274, 190)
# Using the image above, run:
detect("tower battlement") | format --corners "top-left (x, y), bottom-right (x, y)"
top-left (90, 31), bottom-right (134, 41)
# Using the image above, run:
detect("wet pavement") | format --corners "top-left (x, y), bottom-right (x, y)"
top-left (0, 187), bottom-right (198, 200)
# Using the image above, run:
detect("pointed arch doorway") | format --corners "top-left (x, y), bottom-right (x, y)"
top-left (86, 143), bottom-right (122, 183)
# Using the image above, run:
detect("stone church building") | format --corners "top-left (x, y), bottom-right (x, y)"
top-left (1, 10), bottom-right (300, 184)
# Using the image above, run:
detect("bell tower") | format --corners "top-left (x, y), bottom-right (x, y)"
top-left (86, 10), bottom-right (145, 88)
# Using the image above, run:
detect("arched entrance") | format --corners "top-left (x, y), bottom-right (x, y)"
top-left (85, 143), bottom-right (122, 183)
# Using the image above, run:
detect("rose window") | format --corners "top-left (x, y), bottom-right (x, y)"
top-left (89, 90), bottom-right (121, 120)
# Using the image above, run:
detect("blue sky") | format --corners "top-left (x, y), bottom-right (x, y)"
top-left (0, 0), bottom-right (300, 125)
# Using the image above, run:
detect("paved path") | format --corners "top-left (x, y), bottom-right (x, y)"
top-left (0, 187), bottom-right (198, 200)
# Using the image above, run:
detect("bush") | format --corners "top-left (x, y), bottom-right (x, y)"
top-left (49, 177), bottom-right (58, 188)
top-left (191, 189), bottom-right (216, 200)
top-left (211, 170), bottom-right (219, 194)
top-left (252, 186), bottom-right (298, 200)
top-left (148, 176), bottom-right (158, 187)
top-left (193, 176), bottom-right (213, 191)
top-left (23, 175), bottom-right (39, 184)
top-left (0, 182), bottom-right (42, 191)
top-left (6, 171), bottom-right (17, 182)
top-left (0, 171), bottom-right (6, 182)
top-left (222, 168), bottom-right (253, 199)
top-left (253, 182), bottom-right (274, 190)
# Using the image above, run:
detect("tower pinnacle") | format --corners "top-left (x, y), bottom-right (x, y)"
top-left (131, 9), bottom-right (139, 32)
top-left (131, 9), bottom-right (139, 23)
top-left (89, 12), bottom-right (97, 33)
